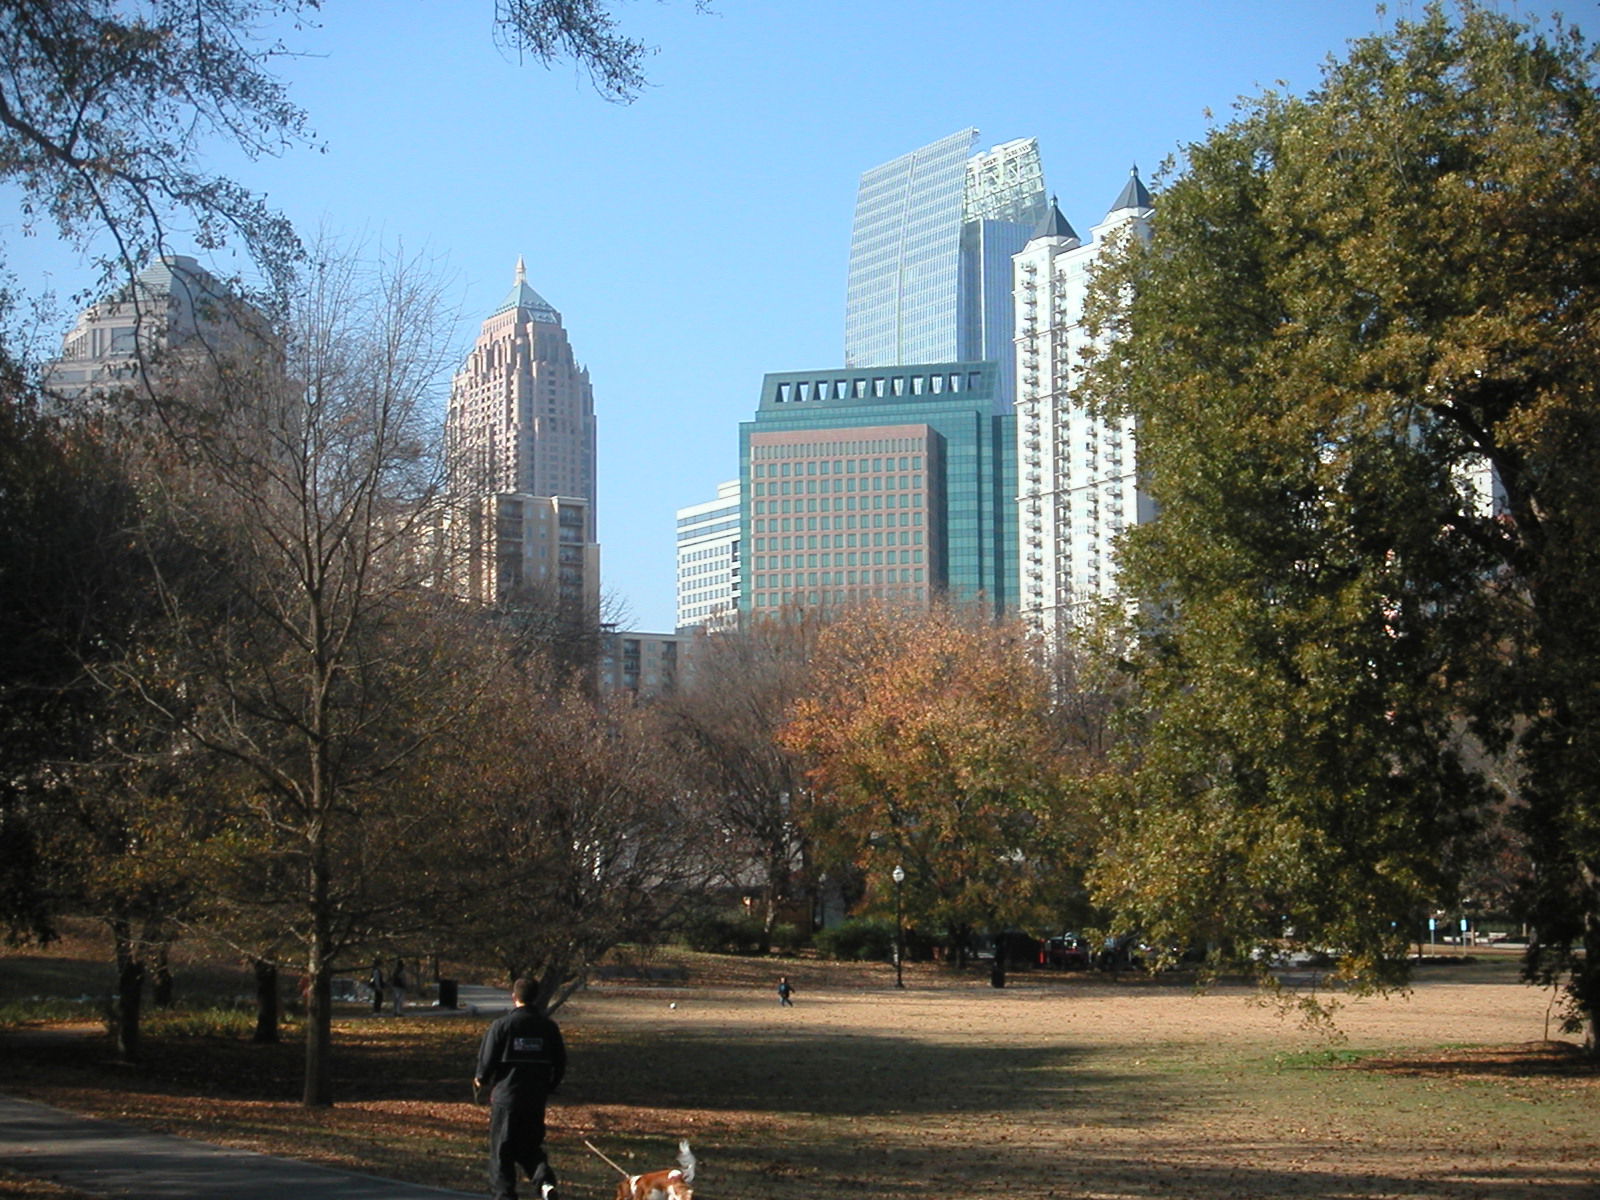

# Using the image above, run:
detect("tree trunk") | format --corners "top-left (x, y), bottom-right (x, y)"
top-left (110, 921), bottom-right (144, 1062)
top-left (252, 958), bottom-right (280, 1044)
top-left (1582, 905), bottom-right (1600, 1059)
top-left (302, 876), bottom-right (335, 1105)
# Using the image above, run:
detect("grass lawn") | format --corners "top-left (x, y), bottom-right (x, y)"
top-left (2, 937), bottom-right (1596, 1199)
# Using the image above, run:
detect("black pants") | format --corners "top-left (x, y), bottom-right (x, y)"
top-left (489, 1100), bottom-right (554, 1200)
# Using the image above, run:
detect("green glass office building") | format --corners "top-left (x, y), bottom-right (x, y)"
top-left (739, 361), bottom-right (1016, 616)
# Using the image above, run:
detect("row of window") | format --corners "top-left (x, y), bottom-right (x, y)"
top-left (751, 438), bottom-right (926, 460)
top-left (754, 548), bottom-right (924, 571)
top-left (772, 370), bottom-right (979, 405)
top-left (754, 494), bottom-right (926, 516)
top-left (753, 474), bottom-right (922, 495)
top-left (755, 528), bottom-right (921, 551)
top-left (750, 569), bottom-right (926, 600)
top-left (753, 511), bottom-right (923, 534)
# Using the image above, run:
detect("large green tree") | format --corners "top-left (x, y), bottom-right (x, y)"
top-left (1079, 3), bottom-right (1600, 1044)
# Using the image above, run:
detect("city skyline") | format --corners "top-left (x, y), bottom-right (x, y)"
top-left (3, 1), bottom-right (1574, 630)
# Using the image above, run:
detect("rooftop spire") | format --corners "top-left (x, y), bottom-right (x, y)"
top-left (493, 257), bottom-right (560, 324)
top-left (1109, 165), bottom-right (1154, 215)
top-left (1028, 193), bottom-right (1079, 244)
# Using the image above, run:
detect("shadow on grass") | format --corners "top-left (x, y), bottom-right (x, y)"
top-left (560, 1025), bottom-right (1151, 1120)
top-left (6, 1016), bottom-right (1599, 1200)
top-left (699, 1137), bottom-right (1600, 1200)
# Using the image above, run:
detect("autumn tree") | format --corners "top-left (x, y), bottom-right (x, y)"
top-left (663, 610), bottom-right (823, 947)
top-left (781, 603), bottom-right (1087, 964)
top-left (1077, 3), bottom-right (1600, 1042)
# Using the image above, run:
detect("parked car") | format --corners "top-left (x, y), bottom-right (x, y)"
top-left (1040, 933), bottom-right (1093, 969)
top-left (1096, 933), bottom-right (1148, 972)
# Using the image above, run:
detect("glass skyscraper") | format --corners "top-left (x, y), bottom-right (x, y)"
top-left (843, 130), bottom-right (1048, 411)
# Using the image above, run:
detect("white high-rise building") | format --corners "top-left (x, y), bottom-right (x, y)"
top-left (1014, 170), bottom-right (1157, 646)
top-left (44, 255), bottom-right (272, 402)
top-left (675, 479), bottom-right (741, 630)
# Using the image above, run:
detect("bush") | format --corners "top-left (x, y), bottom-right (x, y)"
top-left (0, 995), bottom-right (101, 1027)
top-left (681, 911), bottom-right (768, 956)
top-left (770, 922), bottom-right (809, 955)
top-left (814, 918), bottom-right (897, 962)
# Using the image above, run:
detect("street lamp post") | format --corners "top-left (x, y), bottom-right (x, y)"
top-left (892, 864), bottom-right (906, 988)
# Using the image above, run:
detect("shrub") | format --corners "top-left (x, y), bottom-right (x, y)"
top-left (814, 918), bottom-right (897, 962)
top-left (142, 1005), bottom-right (264, 1039)
top-left (770, 922), bottom-right (809, 954)
top-left (0, 995), bottom-right (101, 1027)
top-left (681, 911), bottom-right (768, 956)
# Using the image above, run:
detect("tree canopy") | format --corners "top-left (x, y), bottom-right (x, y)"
top-left (782, 604), bottom-right (1090, 958)
top-left (1079, 3), bottom-right (1600, 1042)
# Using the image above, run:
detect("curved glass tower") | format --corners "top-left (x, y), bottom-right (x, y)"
top-left (843, 130), bottom-right (1047, 411)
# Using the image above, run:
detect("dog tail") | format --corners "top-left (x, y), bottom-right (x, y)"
top-left (676, 1139), bottom-right (696, 1185)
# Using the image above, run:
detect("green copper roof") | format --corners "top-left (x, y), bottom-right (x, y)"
top-left (494, 257), bottom-right (560, 323)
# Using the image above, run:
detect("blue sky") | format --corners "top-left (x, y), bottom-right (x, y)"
top-left (5, 1), bottom-right (1579, 630)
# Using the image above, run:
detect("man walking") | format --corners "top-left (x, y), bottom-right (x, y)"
top-left (474, 977), bottom-right (566, 1200)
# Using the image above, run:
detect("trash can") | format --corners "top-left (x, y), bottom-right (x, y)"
top-left (437, 978), bottom-right (458, 1009)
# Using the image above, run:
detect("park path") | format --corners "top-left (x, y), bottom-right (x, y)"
top-left (0, 985), bottom-right (522, 1198)
top-left (0, 1092), bottom-right (480, 1199)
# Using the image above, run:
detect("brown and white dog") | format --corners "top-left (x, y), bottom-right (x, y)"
top-left (612, 1139), bottom-right (695, 1200)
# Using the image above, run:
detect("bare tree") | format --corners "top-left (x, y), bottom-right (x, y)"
top-left (445, 671), bottom-right (711, 1014)
top-left (663, 611), bottom-right (824, 947)
top-left (121, 240), bottom-right (465, 1105)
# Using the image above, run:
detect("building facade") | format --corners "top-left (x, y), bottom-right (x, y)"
top-left (675, 479), bottom-right (742, 631)
top-left (445, 259), bottom-right (597, 523)
top-left (442, 261), bottom-right (600, 614)
top-left (844, 130), bottom-right (1047, 413)
top-left (1013, 170), bottom-right (1157, 645)
top-left (449, 491), bottom-right (599, 616)
top-left (44, 254), bottom-right (272, 402)
top-left (739, 362), bottom-right (1015, 617)
top-left (598, 629), bottom-right (691, 698)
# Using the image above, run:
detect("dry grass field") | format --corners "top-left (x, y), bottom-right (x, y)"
top-left (3, 943), bottom-right (1597, 1199)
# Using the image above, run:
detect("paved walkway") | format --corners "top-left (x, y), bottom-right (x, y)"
top-left (0, 1094), bottom-right (482, 1199)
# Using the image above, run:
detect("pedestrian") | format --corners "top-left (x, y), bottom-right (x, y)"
top-left (369, 958), bottom-right (385, 1014)
top-left (474, 976), bottom-right (566, 1200)
top-left (777, 975), bottom-right (794, 1006)
top-left (390, 957), bottom-right (409, 1016)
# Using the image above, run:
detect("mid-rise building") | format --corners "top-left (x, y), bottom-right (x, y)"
top-left (598, 629), bottom-right (691, 698)
top-left (844, 129), bottom-right (1047, 412)
top-left (446, 259), bottom-right (597, 522)
top-left (675, 480), bottom-right (742, 630)
top-left (450, 491), bottom-right (599, 616)
top-left (740, 362), bottom-right (1015, 617)
top-left (1014, 170), bottom-right (1157, 644)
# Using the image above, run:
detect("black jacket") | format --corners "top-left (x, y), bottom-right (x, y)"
top-left (476, 1006), bottom-right (566, 1106)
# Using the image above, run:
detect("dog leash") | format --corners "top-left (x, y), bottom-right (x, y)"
top-left (583, 1138), bottom-right (631, 1179)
